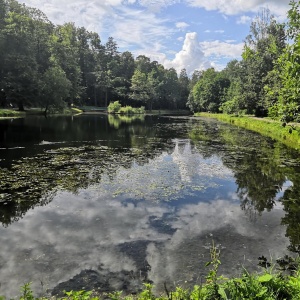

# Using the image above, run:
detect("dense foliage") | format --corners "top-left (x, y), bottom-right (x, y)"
top-left (0, 0), bottom-right (189, 113)
top-left (107, 101), bottom-right (145, 114)
top-left (189, 2), bottom-right (300, 123)
top-left (1, 0), bottom-right (300, 121)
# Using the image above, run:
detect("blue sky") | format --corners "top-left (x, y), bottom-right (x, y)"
top-left (21, 0), bottom-right (291, 74)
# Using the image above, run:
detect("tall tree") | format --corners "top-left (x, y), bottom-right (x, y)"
top-left (239, 8), bottom-right (286, 115)
top-left (1, 1), bottom-right (39, 110)
top-left (130, 69), bottom-right (158, 110)
top-left (161, 68), bottom-right (180, 109)
top-left (189, 68), bottom-right (230, 112)
top-left (273, 1), bottom-right (300, 122)
top-left (112, 51), bottom-right (135, 103)
top-left (40, 65), bottom-right (71, 114)
top-left (178, 68), bottom-right (190, 109)
top-left (50, 23), bottom-right (82, 105)
top-left (95, 37), bottom-right (119, 107)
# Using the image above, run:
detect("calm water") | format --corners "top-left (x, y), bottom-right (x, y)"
top-left (0, 114), bottom-right (300, 298)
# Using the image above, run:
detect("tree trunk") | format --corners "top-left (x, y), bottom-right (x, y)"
top-left (18, 100), bottom-right (25, 111)
top-left (105, 88), bottom-right (108, 107)
top-left (149, 99), bottom-right (153, 112)
top-left (94, 85), bottom-right (97, 106)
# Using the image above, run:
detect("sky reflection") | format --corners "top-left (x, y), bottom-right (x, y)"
top-left (0, 139), bottom-right (290, 298)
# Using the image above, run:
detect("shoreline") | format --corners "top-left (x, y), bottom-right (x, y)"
top-left (195, 113), bottom-right (300, 150)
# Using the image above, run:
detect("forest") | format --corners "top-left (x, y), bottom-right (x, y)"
top-left (0, 0), bottom-right (300, 122)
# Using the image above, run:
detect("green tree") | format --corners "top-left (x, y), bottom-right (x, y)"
top-left (178, 68), bottom-right (190, 109)
top-left (95, 37), bottom-right (120, 107)
top-left (130, 69), bottom-right (158, 110)
top-left (273, 1), bottom-right (300, 122)
top-left (220, 60), bottom-right (244, 114)
top-left (50, 23), bottom-right (82, 106)
top-left (0, 1), bottom-right (41, 110)
top-left (239, 9), bottom-right (286, 116)
top-left (40, 65), bottom-right (71, 114)
top-left (160, 68), bottom-right (180, 109)
top-left (189, 68), bottom-right (230, 112)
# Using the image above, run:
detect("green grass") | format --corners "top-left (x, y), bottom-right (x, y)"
top-left (12, 270), bottom-right (300, 300)
top-left (195, 112), bottom-right (300, 150)
top-left (0, 107), bottom-right (83, 118)
top-left (149, 109), bottom-right (191, 115)
top-left (0, 109), bottom-right (25, 118)
top-left (79, 106), bottom-right (107, 112)
top-left (69, 107), bottom-right (83, 114)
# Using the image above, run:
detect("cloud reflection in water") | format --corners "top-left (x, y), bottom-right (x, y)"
top-left (0, 140), bottom-right (289, 298)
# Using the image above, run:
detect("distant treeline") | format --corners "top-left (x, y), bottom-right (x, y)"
top-left (1, 0), bottom-right (300, 120)
top-left (0, 0), bottom-right (190, 113)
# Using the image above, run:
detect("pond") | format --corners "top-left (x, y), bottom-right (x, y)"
top-left (0, 114), bottom-right (299, 298)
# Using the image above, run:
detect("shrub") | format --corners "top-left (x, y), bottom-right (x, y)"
top-left (136, 106), bottom-right (145, 114)
top-left (119, 106), bottom-right (135, 115)
top-left (108, 101), bottom-right (122, 114)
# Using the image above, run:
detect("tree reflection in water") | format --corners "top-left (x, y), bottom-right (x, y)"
top-left (189, 119), bottom-right (300, 253)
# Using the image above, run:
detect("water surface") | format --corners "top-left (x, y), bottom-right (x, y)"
top-left (0, 114), bottom-right (299, 297)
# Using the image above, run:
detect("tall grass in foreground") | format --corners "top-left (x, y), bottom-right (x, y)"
top-left (196, 113), bottom-right (300, 150)
top-left (7, 244), bottom-right (300, 300)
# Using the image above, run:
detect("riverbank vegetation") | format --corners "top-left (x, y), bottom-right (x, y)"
top-left (1, 0), bottom-right (300, 123)
top-left (188, 2), bottom-right (300, 125)
top-left (195, 113), bottom-right (300, 150)
top-left (107, 101), bottom-right (145, 115)
top-left (9, 246), bottom-right (300, 300)
top-left (0, 109), bottom-right (24, 117)
top-left (0, 0), bottom-right (189, 114)
top-left (0, 107), bottom-right (82, 118)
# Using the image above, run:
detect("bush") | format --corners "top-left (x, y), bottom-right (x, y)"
top-left (119, 106), bottom-right (135, 115)
top-left (136, 106), bottom-right (145, 114)
top-left (107, 101), bottom-right (122, 114)
top-left (108, 103), bottom-right (145, 115)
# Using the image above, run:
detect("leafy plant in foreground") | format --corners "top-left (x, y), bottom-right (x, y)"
top-left (4, 250), bottom-right (300, 300)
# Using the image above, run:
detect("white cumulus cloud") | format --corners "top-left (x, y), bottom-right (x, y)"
top-left (185, 0), bottom-right (290, 17)
top-left (163, 34), bottom-right (243, 74)
top-left (237, 15), bottom-right (253, 24)
top-left (200, 40), bottom-right (244, 58)
top-left (176, 21), bottom-right (190, 30)
top-left (134, 0), bottom-right (180, 12)
top-left (164, 32), bottom-right (213, 75)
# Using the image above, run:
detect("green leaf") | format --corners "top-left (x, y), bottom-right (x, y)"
top-left (218, 287), bottom-right (228, 299)
top-left (258, 274), bottom-right (273, 282)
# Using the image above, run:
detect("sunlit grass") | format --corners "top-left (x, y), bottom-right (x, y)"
top-left (196, 113), bottom-right (300, 150)
top-left (0, 109), bottom-right (24, 118)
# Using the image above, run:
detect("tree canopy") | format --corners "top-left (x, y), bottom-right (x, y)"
top-left (0, 0), bottom-right (190, 113)
top-left (1, 0), bottom-right (300, 121)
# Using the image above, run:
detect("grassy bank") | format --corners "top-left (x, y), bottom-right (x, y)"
top-left (0, 107), bottom-right (83, 118)
top-left (0, 109), bottom-right (25, 118)
top-left (195, 113), bottom-right (300, 150)
top-left (149, 109), bottom-right (191, 115)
